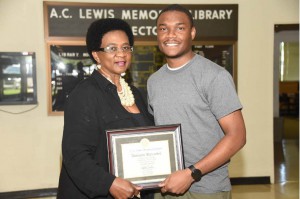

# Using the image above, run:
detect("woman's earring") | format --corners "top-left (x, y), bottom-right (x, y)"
top-left (97, 64), bottom-right (101, 70)
top-left (121, 72), bottom-right (126, 77)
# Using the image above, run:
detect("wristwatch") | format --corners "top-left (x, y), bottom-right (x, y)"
top-left (188, 165), bottom-right (202, 182)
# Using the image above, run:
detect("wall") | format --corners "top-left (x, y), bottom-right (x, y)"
top-left (0, 0), bottom-right (298, 192)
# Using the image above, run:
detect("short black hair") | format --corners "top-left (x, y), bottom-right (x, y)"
top-left (86, 18), bottom-right (134, 63)
top-left (157, 4), bottom-right (194, 27)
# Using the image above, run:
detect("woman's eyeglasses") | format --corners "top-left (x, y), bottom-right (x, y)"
top-left (98, 46), bottom-right (133, 54)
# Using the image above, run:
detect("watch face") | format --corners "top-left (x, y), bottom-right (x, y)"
top-left (189, 165), bottom-right (202, 181)
top-left (192, 169), bottom-right (202, 181)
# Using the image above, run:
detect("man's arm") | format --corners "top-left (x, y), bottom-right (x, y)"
top-left (159, 110), bottom-right (246, 194)
top-left (194, 110), bottom-right (246, 174)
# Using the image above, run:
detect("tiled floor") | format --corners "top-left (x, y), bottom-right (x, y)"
top-left (232, 139), bottom-right (299, 199)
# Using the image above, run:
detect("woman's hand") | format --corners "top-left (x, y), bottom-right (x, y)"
top-left (109, 177), bottom-right (142, 199)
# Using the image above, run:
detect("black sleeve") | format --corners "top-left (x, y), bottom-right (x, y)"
top-left (61, 84), bottom-right (115, 198)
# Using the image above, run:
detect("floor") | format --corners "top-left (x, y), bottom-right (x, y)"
top-left (231, 116), bottom-right (299, 199)
top-left (30, 138), bottom-right (299, 199)
top-left (232, 139), bottom-right (299, 199)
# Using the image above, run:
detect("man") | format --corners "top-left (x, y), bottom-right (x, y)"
top-left (147, 4), bottom-right (246, 199)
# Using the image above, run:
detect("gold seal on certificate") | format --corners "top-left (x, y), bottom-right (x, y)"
top-left (106, 124), bottom-right (184, 189)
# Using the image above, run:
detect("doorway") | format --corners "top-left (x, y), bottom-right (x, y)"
top-left (273, 24), bottom-right (299, 184)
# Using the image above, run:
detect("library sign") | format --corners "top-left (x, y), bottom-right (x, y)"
top-left (44, 2), bottom-right (238, 41)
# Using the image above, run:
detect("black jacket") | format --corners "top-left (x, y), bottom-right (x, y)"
top-left (57, 70), bottom-right (154, 199)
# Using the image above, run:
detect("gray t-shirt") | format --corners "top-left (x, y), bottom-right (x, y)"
top-left (147, 54), bottom-right (242, 193)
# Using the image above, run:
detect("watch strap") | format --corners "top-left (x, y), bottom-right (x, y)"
top-left (188, 165), bottom-right (196, 172)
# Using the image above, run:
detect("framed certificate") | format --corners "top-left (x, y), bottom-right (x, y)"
top-left (106, 124), bottom-right (184, 189)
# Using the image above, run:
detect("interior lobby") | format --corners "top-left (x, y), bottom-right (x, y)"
top-left (0, 0), bottom-right (298, 199)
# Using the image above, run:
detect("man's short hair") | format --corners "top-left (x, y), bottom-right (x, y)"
top-left (156, 4), bottom-right (194, 27)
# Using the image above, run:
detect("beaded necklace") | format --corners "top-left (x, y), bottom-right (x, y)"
top-left (99, 69), bottom-right (135, 106)
top-left (117, 77), bottom-right (135, 106)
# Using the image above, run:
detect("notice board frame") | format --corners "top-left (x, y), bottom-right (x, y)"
top-left (44, 2), bottom-right (238, 115)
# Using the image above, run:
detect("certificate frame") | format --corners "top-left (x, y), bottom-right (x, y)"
top-left (106, 124), bottom-right (184, 189)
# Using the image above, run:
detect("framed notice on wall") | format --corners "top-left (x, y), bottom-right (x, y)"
top-left (0, 52), bottom-right (38, 105)
top-left (44, 2), bottom-right (238, 115)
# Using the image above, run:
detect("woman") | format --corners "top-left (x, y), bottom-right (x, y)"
top-left (57, 18), bottom-right (154, 199)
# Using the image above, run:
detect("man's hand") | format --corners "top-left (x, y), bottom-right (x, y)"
top-left (109, 177), bottom-right (142, 199)
top-left (159, 169), bottom-right (193, 195)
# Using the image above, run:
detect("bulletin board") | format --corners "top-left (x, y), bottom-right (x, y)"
top-left (44, 2), bottom-right (238, 115)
